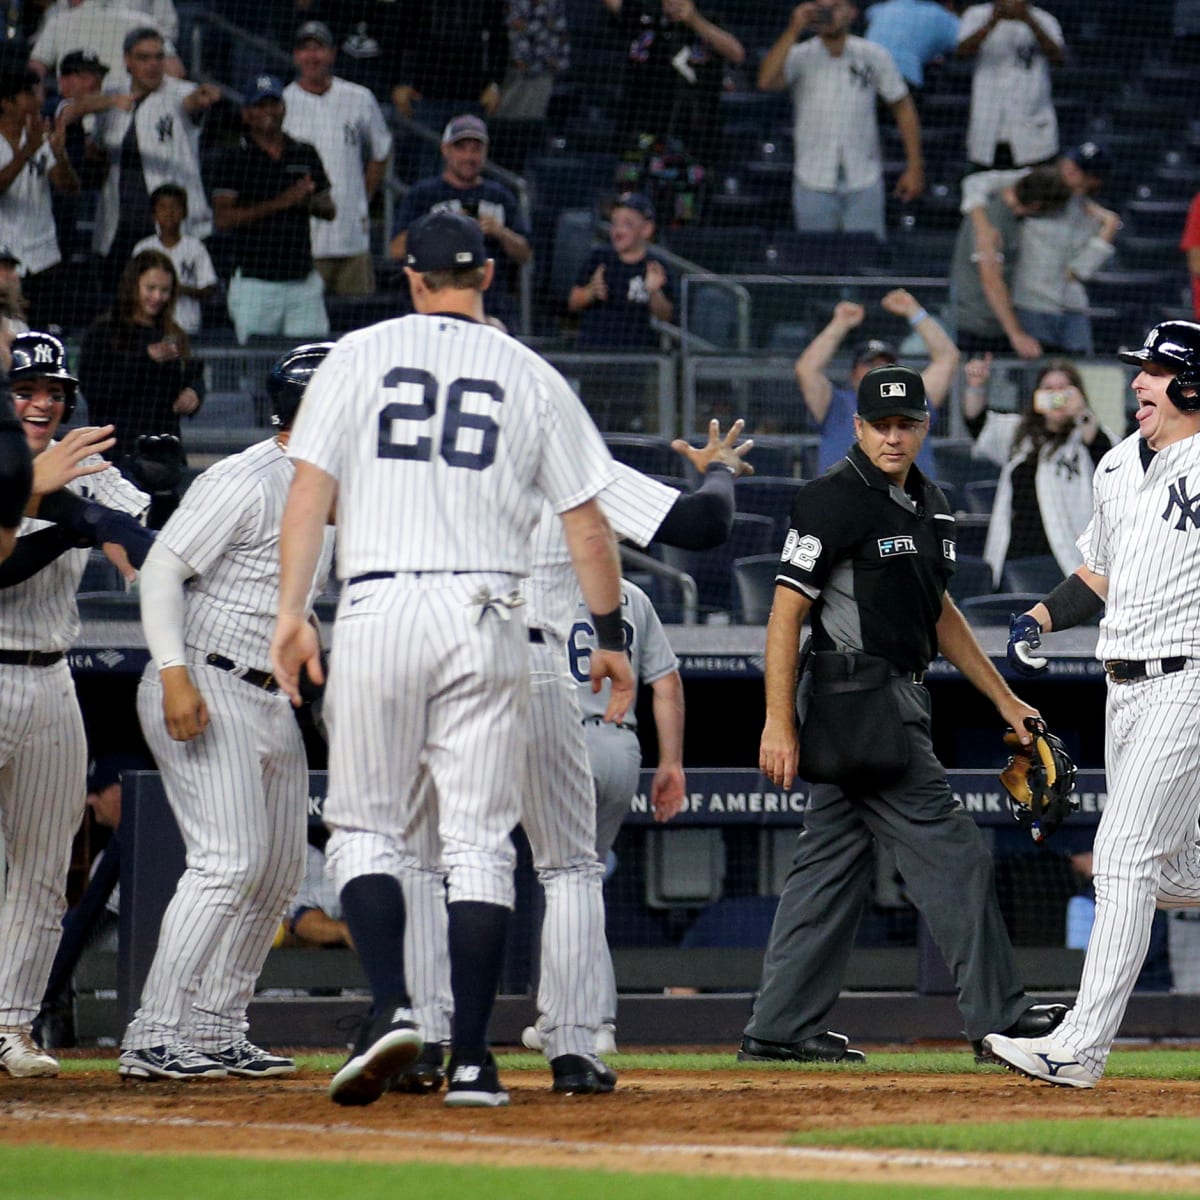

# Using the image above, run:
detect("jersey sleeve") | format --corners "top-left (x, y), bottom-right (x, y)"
top-left (75, 460), bottom-right (151, 518)
top-left (155, 467), bottom-right (261, 576)
top-left (597, 461), bottom-right (679, 547)
top-left (626, 581), bottom-right (678, 683)
top-left (872, 44), bottom-right (909, 104)
top-left (956, 4), bottom-right (989, 45)
top-left (1182, 193), bottom-right (1200, 251)
top-left (533, 361), bottom-right (618, 512)
top-left (365, 94), bottom-right (392, 161)
top-left (191, 239), bottom-right (219, 288)
top-left (303, 142), bottom-right (332, 194)
top-left (777, 478), bottom-right (857, 598)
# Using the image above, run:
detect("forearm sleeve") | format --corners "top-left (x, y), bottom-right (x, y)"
top-left (1043, 572), bottom-right (1104, 631)
top-left (651, 465), bottom-right (735, 551)
top-left (138, 542), bottom-right (193, 670)
top-left (0, 525), bottom-right (78, 588)
top-left (0, 420), bottom-right (33, 528)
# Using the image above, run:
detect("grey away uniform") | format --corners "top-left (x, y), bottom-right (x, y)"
top-left (572, 577), bottom-right (679, 1032)
top-left (744, 444), bottom-right (1042, 1050)
top-left (121, 436), bottom-right (333, 1075)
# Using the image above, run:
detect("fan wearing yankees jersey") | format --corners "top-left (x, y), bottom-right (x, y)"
top-left (119, 343), bottom-right (335, 1082)
top-left (0, 332), bottom-right (150, 1080)
top-left (271, 210), bottom-right (633, 1110)
top-left (986, 320), bottom-right (1200, 1089)
top-left (396, 422), bottom-right (751, 1095)
top-left (570, 578), bottom-right (685, 1047)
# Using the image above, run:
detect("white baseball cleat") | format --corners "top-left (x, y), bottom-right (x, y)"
top-left (982, 1033), bottom-right (1099, 1088)
top-left (0, 1027), bottom-right (59, 1077)
top-left (520, 1024), bottom-right (545, 1052)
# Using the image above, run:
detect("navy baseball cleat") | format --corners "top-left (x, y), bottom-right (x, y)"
top-left (118, 1043), bottom-right (228, 1080)
top-left (444, 1051), bottom-right (509, 1107)
top-left (329, 1005), bottom-right (422, 1106)
top-left (550, 1052), bottom-right (617, 1095)
top-left (209, 1039), bottom-right (297, 1078)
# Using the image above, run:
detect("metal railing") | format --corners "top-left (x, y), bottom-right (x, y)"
top-left (619, 545), bottom-right (698, 626)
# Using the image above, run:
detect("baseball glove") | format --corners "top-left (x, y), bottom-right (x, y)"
top-left (999, 717), bottom-right (1079, 843)
top-left (129, 434), bottom-right (186, 494)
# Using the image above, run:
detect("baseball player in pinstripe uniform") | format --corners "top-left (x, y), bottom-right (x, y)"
top-left (271, 210), bottom-right (634, 1109)
top-left (987, 321), bottom-right (1200, 1087)
top-left (0, 332), bottom-right (151, 1079)
top-left (522, 577), bottom-right (685, 1057)
top-left (397, 426), bottom-right (751, 1093)
top-left (118, 343), bottom-right (335, 1081)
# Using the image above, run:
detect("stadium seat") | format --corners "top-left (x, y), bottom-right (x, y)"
top-left (75, 591), bottom-right (141, 621)
top-left (1001, 555), bottom-right (1067, 596)
top-left (1122, 198), bottom-right (1193, 240)
top-left (549, 208), bottom-right (600, 302)
top-left (957, 593), bottom-right (1045, 625)
top-left (603, 433), bottom-right (681, 477)
top-left (685, 282), bottom-right (742, 349)
top-left (732, 554), bottom-right (781, 625)
top-left (80, 548), bottom-right (126, 593)
top-left (946, 554), bottom-right (994, 604)
top-left (191, 390), bottom-right (257, 427)
top-left (664, 225), bottom-right (766, 274)
top-left (742, 435), bottom-right (799, 478)
top-left (732, 476), bottom-right (805, 545)
top-left (963, 480), bottom-right (998, 514)
top-left (953, 512), bottom-right (991, 558)
top-left (661, 511), bottom-right (775, 617)
top-left (931, 438), bottom-right (1001, 501)
top-left (740, 230), bottom-right (889, 275)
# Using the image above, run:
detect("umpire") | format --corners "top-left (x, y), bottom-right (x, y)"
top-left (743, 365), bottom-right (1067, 1063)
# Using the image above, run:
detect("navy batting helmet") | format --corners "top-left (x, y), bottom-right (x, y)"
top-left (1119, 321), bottom-right (1200, 412)
top-left (266, 342), bottom-right (334, 429)
top-left (10, 331), bottom-right (78, 420)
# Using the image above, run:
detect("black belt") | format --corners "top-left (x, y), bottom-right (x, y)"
top-left (347, 570), bottom-right (476, 585)
top-left (890, 667), bottom-right (925, 685)
top-left (0, 649), bottom-right (64, 667)
top-left (205, 652), bottom-right (279, 693)
top-left (1104, 657), bottom-right (1187, 683)
top-left (529, 628), bottom-right (545, 644)
top-left (348, 571), bottom-right (395, 585)
top-left (582, 714), bottom-right (636, 732)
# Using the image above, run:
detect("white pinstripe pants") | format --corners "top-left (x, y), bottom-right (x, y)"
top-left (1056, 667), bottom-right (1200, 1074)
top-left (125, 667), bottom-right (307, 1050)
top-left (0, 661), bottom-right (87, 1027)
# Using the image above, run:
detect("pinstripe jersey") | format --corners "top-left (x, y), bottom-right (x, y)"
top-left (290, 315), bottom-right (618, 575)
top-left (570, 578), bottom-right (678, 731)
top-left (1080, 431), bottom-right (1200, 660)
top-left (525, 462), bottom-right (678, 640)
top-left (155, 437), bottom-right (334, 674)
top-left (0, 461), bottom-right (148, 652)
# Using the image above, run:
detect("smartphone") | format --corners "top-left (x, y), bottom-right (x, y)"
top-left (1033, 388), bottom-right (1071, 414)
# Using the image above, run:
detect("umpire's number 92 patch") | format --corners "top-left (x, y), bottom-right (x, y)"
top-left (782, 529), bottom-right (821, 572)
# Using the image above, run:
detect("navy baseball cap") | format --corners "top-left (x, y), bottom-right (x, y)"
top-left (856, 365), bottom-right (928, 422)
top-left (1065, 141), bottom-right (1111, 178)
top-left (244, 74), bottom-right (285, 105)
top-left (0, 244), bottom-right (19, 265)
top-left (60, 48), bottom-right (109, 77)
top-left (406, 211), bottom-right (488, 272)
top-left (294, 20), bottom-right (334, 48)
top-left (852, 338), bottom-right (899, 368)
top-left (442, 114), bottom-right (489, 145)
top-left (614, 192), bottom-right (656, 222)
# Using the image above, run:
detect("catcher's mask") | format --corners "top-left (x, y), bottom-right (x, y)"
top-left (999, 717), bottom-right (1079, 843)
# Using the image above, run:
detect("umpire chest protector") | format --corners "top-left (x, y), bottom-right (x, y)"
top-left (779, 445), bottom-right (955, 675)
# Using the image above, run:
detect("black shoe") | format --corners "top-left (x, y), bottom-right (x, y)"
top-left (550, 1052), bottom-right (617, 1095)
top-left (972, 1003), bottom-right (1070, 1063)
top-left (386, 1041), bottom-right (446, 1094)
top-left (329, 1004), bottom-right (422, 1107)
top-left (737, 1031), bottom-right (866, 1064)
top-left (444, 1050), bottom-right (509, 1108)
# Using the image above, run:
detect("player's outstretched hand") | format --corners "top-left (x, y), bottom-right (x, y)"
top-left (160, 666), bottom-right (209, 741)
top-left (1007, 613), bottom-right (1048, 677)
top-left (31, 425), bottom-right (117, 495)
top-left (651, 762), bottom-right (686, 822)
top-left (591, 647), bottom-right (635, 724)
top-left (271, 613), bottom-right (323, 707)
top-left (670, 418), bottom-right (755, 477)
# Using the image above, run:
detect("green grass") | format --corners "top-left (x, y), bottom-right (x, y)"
top-left (0, 1145), bottom-right (1193, 1200)
top-left (57, 1047), bottom-right (1200, 1080)
top-left (789, 1117), bottom-right (1200, 1164)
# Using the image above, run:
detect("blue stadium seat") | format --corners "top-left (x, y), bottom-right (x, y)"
top-left (732, 554), bottom-right (781, 625)
top-left (80, 548), bottom-right (125, 593)
top-left (963, 480), bottom-right (998, 514)
top-left (953, 512), bottom-right (990, 558)
top-left (549, 208), bottom-right (601, 302)
top-left (946, 554), bottom-right (995, 603)
top-left (662, 511), bottom-right (776, 617)
top-left (1001, 555), bottom-right (1067, 596)
top-left (957, 593), bottom-right (1045, 625)
top-left (732, 476), bottom-right (805, 545)
top-left (603, 433), bottom-right (681, 478)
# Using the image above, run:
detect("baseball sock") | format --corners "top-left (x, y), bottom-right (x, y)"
top-left (448, 900), bottom-right (509, 1060)
top-left (340, 874), bottom-right (411, 1010)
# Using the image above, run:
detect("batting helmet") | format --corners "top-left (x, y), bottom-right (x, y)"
top-left (1119, 320), bottom-right (1200, 411)
top-left (265, 342), bottom-right (334, 429)
top-left (10, 331), bottom-right (78, 420)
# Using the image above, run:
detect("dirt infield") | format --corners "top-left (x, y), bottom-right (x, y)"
top-left (6, 1052), bottom-right (1200, 1193)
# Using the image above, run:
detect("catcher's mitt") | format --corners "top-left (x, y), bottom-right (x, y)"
top-left (999, 717), bottom-right (1079, 843)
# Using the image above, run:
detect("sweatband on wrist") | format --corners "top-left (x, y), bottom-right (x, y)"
top-left (908, 308), bottom-right (929, 327)
top-left (1043, 573), bottom-right (1103, 631)
top-left (591, 606), bottom-right (625, 652)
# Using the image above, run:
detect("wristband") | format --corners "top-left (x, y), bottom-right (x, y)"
top-left (706, 461), bottom-right (735, 476)
top-left (908, 307), bottom-right (929, 327)
top-left (1043, 573), bottom-right (1103, 631)
top-left (591, 606), bottom-right (625, 652)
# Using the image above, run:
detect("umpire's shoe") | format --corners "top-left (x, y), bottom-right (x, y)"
top-left (386, 1041), bottom-right (446, 1094)
top-left (550, 1053), bottom-right (617, 1095)
top-left (971, 1003), bottom-right (1070, 1063)
top-left (444, 1050), bottom-right (509, 1107)
top-left (737, 1031), bottom-right (867, 1064)
top-left (329, 1004), bottom-right (422, 1107)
